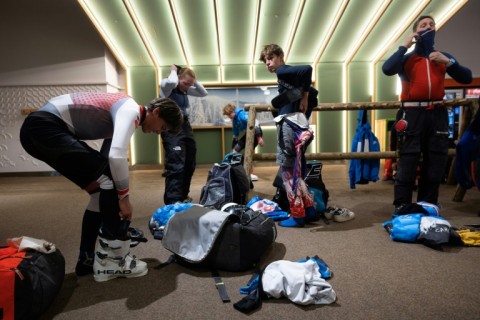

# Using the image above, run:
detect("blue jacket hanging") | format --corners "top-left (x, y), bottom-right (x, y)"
top-left (349, 109), bottom-right (380, 189)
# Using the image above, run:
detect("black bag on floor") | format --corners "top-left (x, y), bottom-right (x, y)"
top-left (304, 161), bottom-right (329, 212)
top-left (0, 241), bottom-right (65, 320)
top-left (162, 205), bottom-right (276, 272)
top-left (200, 153), bottom-right (249, 209)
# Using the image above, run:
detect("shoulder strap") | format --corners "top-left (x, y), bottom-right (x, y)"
top-left (165, 255), bottom-right (231, 302)
top-left (212, 270), bottom-right (230, 302)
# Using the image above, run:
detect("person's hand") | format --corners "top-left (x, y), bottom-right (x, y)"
top-left (257, 137), bottom-right (264, 147)
top-left (429, 51), bottom-right (450, 65)
top-left (403, 32), bottom-right (418, 49)
top-left (119, 196), bottom-right (133, 221)
top-left (300, 94), bottom-right (309, 113)
top-left (170, 64), bottom-right (178, 72)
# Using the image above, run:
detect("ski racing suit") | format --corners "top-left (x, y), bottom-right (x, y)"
top-left (160, 70), bottom-right (208, 204)
top-left (20, 92), bottom-right (145, 262)
top-left (382, 29), bottom-right (472, 206)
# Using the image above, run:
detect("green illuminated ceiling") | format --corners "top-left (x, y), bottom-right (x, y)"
top-left (78, 0), bottom-right (468, 85)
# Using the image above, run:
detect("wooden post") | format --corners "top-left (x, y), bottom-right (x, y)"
top-left (244, 106), bottom-right (257, 178)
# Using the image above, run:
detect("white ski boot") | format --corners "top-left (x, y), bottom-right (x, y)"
top-left (93, 236), bottom-right (148, 282)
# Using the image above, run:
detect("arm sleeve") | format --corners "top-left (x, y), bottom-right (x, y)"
top-left (160, 70), bottom-right (179, 98)
top-left (443, 53), bottom-right (473, 84)
top-left (276, 65), bottom-right (312, 91)
top-left (300, 65), bottom-right (313, 91)
top-left (232, 120), bottom-right (240, 137)
top-left (382, 46), bottom-right (408, 76)
top-left (187, 80), bottom-right (209, 97)
top-left (109, 99), bottom-right (140, 199)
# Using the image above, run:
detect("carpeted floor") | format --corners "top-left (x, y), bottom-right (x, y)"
top-left (1, 162), bottom-right (479, 320)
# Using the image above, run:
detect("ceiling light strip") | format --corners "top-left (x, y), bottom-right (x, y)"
top-left (123, 1), bottom-right (159, 71)
top-left (251, 0), bottom-right (262, 82)
top-left (345, 0), bottom-right (392, 64)
top-left (344, 0), bottom-right (391, 106)
top-left (372, 0), bottom-right (430, 65)
top-left (313, 0), bottom-right (349, 65)
top-left (284, 0), bottom-right (306, 62)
top-left (213, 0), bottom-right (223, 83)
top-left (77, 0), bottom-right (128, 70)
top-left (168, 0), bottom-right (190, 67)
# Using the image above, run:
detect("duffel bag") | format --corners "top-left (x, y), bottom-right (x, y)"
top-left (161, 205), bottom-right (277, 272)
top-left (0, 237), bottom-right (65, 320)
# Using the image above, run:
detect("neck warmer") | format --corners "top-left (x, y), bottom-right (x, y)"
top-left (415, 29), bottom-right (435, 56)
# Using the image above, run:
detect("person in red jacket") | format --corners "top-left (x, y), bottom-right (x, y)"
top-left (382, 15), bottom-right (472, 211)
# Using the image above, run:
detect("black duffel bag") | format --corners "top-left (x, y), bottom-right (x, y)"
top-left (161, 205), bottom-right (277, 272)
top-left (0, 240), bottom-right (65, 320)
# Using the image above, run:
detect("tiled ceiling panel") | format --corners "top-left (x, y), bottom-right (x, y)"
top-left (287, 0), bottom-right (342, 64)
top-left (320, 0), bottom-right (386, 63)
top-left (217, 0), bottom-right (258, 65)
top-left (126, 0), bottom-right (187, 66)
top-left (172, 0), bottom-right (219, 66)
top-left (80, 0), bottom-right (153, 67)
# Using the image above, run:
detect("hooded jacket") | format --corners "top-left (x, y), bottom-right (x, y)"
top-left (231, 107), bottom-right (249, 137)
top-left (349, 110), bottom-right (380, 189)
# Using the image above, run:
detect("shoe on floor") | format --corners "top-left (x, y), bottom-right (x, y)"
top-left (325, 206), bottom-right (355, 222)
top-left (279, 217), bottom-right (305, 228)
top-left (250, 174), bottom-right (258, 181)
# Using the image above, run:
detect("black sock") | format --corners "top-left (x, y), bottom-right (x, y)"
top-left (99, 188), bottom-right (126, 239)
top-left (79, 209), bottom-right (102, 253)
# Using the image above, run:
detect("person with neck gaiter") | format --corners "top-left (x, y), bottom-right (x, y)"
top-left (382, 15), bottom-right (472, 212)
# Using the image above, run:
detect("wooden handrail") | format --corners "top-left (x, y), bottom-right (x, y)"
top-left (243, 98), bottom-right (479, 202)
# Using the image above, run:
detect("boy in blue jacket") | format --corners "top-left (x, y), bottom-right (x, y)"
top-left (223, 103), bottom-right (264, 180)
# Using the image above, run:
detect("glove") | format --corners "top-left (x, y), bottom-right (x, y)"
top-left (239, 275), bottom-right (259, 295)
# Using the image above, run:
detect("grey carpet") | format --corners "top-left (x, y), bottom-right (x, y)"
top-left (1, 163), bottom-right (479, 320)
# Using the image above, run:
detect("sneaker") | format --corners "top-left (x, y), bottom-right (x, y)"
top-left (325, 206), bottom-right (355, 222)
top-left (324, 207), bottom-right (336, 220)
top-left (250, 174), bottom-right (258, 181)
